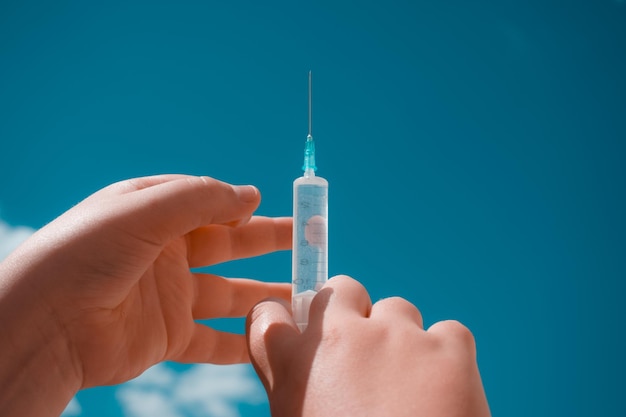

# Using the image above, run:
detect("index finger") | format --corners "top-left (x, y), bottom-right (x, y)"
top-left (187, 216), bottom-right (292, 267)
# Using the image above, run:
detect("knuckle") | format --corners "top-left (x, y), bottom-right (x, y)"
top-left (373, 296), bottom-right (423, 324)
top-left (441, 320), bottom-right (476, 349)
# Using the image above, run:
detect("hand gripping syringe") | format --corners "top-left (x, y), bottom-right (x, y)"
top-left (292, 71), bottom-right (328, 332)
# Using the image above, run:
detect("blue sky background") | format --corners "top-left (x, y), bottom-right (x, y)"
top-left (1, 0), bottom-right (625, 416)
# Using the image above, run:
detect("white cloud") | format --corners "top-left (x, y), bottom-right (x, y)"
top-left (61, 397), bottom-right (82, 416)
top-left (0, 219), bottom-right (35, 261)
top-left (117, 363), bottom-right (267, 417)
top-left (117, 389), bottom-right (183, 417)
top-left (128, 361), bottom-right (178, 389)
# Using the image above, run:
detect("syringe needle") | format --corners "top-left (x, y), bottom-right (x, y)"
top-left (308, 70), bottom-right (312, 138)
top-left (303, 71), bottom-right (316, 174)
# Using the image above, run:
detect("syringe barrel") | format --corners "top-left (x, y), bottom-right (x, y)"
top-left (292, 174), bottom-right (328, 331)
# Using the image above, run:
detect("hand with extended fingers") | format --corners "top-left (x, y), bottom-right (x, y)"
top-left (0, 175), bottom-right (291, 416)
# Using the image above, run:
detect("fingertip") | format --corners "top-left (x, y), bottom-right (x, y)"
top-left (246, 297), bottom-right (295, 338)
top-left (220, 185), bottom-right (260, 226)
top-left (233, 184), bottom-right (260, 204)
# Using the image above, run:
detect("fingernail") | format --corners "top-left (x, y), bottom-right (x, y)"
top-left (235, 185), bottom-right (258, 203)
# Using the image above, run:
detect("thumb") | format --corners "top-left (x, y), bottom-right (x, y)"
top-left (246, 298), bottom-right (299, 392)
top-left (100, 175), bottom-right (261, 246)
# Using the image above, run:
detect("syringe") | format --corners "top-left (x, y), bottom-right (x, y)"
top-left (292, 71), bottom-right (328, 332)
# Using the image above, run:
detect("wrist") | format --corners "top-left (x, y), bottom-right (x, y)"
top-left (0, 257), bottom-right (82, 416)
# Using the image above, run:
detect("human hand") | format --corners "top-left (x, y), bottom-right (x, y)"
top-left (247, 275), bottom-right (491, 417)
top-left (0, 175), bottom-right (291, 414)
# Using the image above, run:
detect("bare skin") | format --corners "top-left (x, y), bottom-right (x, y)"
top-left (247, 275), bottom-right (491, 417)
top-left (0, 175), bottom-right (292, 416)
